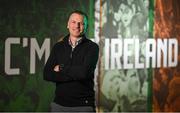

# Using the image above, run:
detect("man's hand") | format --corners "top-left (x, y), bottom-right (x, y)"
top-left (54, 65), bottom-right (60, 72)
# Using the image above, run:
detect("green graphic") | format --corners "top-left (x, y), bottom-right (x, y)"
top-left (0, 0), bottom-right (94, 111)
top-left (99, 0), bottom-right (152, 112)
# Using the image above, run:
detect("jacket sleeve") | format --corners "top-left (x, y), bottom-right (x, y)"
top-left (63, 44), bottom-right (99, 81)
top-left (43, 44), bottom-right (73, 83)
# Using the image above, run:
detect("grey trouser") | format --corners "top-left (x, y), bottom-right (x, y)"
top-left (50, 102), bottom-right (95, 112)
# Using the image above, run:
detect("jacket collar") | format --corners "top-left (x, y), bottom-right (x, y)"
top-left (63, 34), bottom-right (88, 45)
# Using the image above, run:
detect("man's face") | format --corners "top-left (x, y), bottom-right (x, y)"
top-left (127, 70), bottom-right (140, 95)
top-left (67, 13), bottom-right (84, 38)
top-left (119, 3), bottom-right (134, 27)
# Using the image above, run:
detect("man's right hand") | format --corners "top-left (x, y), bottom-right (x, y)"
top-left (54, 65), bottom-right (60, 72)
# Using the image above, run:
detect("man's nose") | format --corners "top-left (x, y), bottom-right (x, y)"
top-left (75, 22), bottom-right (81, 28)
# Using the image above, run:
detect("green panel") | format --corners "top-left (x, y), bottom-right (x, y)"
top-left (0, 0), bottom-right (95, 111)
top-left (147, 0), bottom-right (154, 112)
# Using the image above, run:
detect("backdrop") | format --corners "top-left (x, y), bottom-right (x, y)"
top-left (0, 0), bottom-right (180, 112)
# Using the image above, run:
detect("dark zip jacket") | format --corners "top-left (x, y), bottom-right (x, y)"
top-left (43, 34), bottom-right (99, 107)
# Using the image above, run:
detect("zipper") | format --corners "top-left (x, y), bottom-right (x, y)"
top-left (70, 51), bottom-right (73, 58)
top-left (70, 47), bottom-right (74, 59)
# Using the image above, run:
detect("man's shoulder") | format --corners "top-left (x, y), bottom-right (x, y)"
top-left (85, 38), bottom-right (99, 48)
top-left (54, 35), bottom-right (69, 46)
top-left (52, 41), bottom-right (65, 50)
top-left (85, 39), bottom-right (99, 54)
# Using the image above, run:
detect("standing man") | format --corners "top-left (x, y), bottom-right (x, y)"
top-left (43, 10), bottom-right (99, 112)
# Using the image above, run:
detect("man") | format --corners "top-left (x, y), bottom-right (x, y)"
top-left (43, 10), bottom-right (99, 112)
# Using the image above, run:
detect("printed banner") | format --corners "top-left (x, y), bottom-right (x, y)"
top-left (0, 0), bottom-right (94, 111)
top-left (96, 0), bottom-right (180, 112)
top-left (0, 0), bottom-right (180, 112)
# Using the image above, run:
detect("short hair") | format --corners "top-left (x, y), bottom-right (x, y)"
top-left (68, 10), bottom-right (88, 33)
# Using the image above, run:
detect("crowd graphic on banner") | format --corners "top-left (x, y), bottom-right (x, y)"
top-left (96, 0), bottom-right (150, 112)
